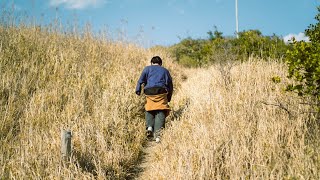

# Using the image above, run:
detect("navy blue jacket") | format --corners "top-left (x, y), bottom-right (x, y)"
top-left (136, 65), bottom-right (173, 101)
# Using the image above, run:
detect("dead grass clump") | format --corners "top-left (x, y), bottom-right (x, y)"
top-left (0, 24), bottom-right (181, 179)
top-left (140, 59), bottom-right (319, 179)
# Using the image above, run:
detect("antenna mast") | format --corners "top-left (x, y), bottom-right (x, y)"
top-left (235, 0), bottom-right (239, 38)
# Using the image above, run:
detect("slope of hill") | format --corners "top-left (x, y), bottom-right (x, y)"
top-left (139, 59), bottom-right (319, 179)
top-left (0, 25), bottom-right (319, 179)
top-left (0, 25), bottom-right (183, 179)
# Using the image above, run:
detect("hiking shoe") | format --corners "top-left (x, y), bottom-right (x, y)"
top-left (155, 137), bottom-right (161, 143)
top-left (147, 126), bottom-right (153, 131)
top-left (146, 127), bottom-right (153, 138)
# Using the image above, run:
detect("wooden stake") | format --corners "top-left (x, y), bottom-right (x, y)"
top-left (61, 129), bottom-right (72, 160)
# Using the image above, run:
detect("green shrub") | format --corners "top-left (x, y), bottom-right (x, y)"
top-left (169, 28), bottom-right (288, 67)
top-left (170, 38), bottom-right (210, 67)
top-left (179, 55), bottom-right (198, 67)
top-left (286, 7), bottom-right (320, 106)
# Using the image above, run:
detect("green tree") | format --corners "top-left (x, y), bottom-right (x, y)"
top-left (169, 27), bottom-right (288, 67)
top-left (230, 29), bottom-right (287, 59)
top-left (207, 26), bottom-right (223, 41)
top-left (286, 7), bottom-right (320, 106)
top-left (170, 38), bottom-right (209, 67)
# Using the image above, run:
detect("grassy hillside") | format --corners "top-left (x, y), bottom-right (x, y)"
top-left (0, 25), bottom-right (182, 179)
top-left (140, 59), bottom-right (320, 179)
top-left (0, 24), bottom-right (319, 179)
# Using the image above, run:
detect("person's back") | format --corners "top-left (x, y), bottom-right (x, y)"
top-left (135, 56), bottom-right (173, 143)
top-left (136, 64), bottom-right (173, 101)
top-left (143, 65), bottom-right (170, 89)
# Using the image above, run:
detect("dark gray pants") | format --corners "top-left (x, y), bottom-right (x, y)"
top-left (146, 110), bottom-right (165, 137)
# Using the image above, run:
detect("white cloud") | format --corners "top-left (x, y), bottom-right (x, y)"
top-left (49, 0), bottom-right (108, 9)
top-left (283, 32), bottom-right (310, 44)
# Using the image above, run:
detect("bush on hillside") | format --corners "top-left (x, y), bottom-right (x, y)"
top-left (285, 7), bottom-right (320, 112)
top-left (168, 28), bottom-right (288, 67)
top-left (170, 38), bottom-right (210, 67)
top-left (233, 30), bottom-right (287, 59)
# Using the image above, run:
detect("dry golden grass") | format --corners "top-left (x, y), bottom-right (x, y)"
top-left (140, 59), bottom-right (320, 179)
top-left (0, 24), bottom-right (183, 179)
top-left (0, 23), bottom-right (319, 179)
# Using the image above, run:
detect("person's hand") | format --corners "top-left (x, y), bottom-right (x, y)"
top-left (136, 91), bottom-right (141, 96)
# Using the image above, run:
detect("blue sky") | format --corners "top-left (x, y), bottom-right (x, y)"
top-left (2, 0), bottom-right (320, 47)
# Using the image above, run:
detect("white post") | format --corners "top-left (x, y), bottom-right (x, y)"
top-left (61, 129), bottom-right (72, 160)
top-left (235, 0), bottom-right (239, 38)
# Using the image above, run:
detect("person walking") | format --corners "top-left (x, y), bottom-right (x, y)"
top-left (136, 56), bottom-right (173, 143)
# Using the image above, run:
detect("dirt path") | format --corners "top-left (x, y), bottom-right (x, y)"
top-left (126, 140), bottom-right (158, 180)
top-left (136, 141), bottom-right (157, 175)
top-left (128, 70), bottom-right (192, 179)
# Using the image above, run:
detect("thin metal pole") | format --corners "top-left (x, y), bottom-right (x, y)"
top-left (235, 0), bottom-right (239, 38)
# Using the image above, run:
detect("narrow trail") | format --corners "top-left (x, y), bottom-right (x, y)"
top-left (126, 140), bottom-right (158, 180)
top-left (128, 69), bottom-right (195, 179)
top-left (128, 104), bottom-right (189, 180)
top-left (135, 141), bottom-right (157, 179)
